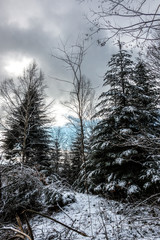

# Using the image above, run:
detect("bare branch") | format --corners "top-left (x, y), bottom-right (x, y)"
top-left (23, 209), bottom-right (89, 237)
top-left (48, 75), bottom-right (73, 85)
top-left (81, 0), bottom-right (160, 43)
top-left (0, 227), bottom-right (32, 240)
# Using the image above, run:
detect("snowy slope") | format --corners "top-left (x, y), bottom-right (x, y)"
top-left (32, 192), bottom-right (160, 240)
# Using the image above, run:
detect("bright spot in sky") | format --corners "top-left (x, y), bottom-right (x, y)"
top-left (4, 57), bottom-right (69, 126)
top-left (4, 57), bottom-right (32, 76)
top-left (54, 103), bottom-right (69, 126)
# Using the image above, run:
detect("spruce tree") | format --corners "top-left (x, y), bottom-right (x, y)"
top-left (79, 45), bottom-right (160, 199)
top-left (60, 150), bottom-right (71, 182)
top-left (131, 60), bottom-right (160, 194)
top-left (51, 138), bottom-right (62, 174)
top-left (70, 130), bottom-right (83, 183)
top-left (1, 63), bottom-right (52, 169)
top-left (78, 42), bottom-right (135, 196)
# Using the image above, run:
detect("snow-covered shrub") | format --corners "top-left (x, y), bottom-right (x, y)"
top-left (44, 183), bottom-right (76, 209)
top-left (0, 165), bottom-right (76, 222)
top-left (0, 165), bottom-right (44, 221)
top-left (62, 192), bottom-right (76, 205)
top-left (127, 185), bottom-right (141, 195)
top-left (44, 187), bottom-right (63, 206)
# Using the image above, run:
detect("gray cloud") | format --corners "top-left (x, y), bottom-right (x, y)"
top-left (0, 0), bottom-right (116, 124)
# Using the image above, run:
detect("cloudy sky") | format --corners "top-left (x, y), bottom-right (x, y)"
top-left (0, 0), bottom-right (117, 125)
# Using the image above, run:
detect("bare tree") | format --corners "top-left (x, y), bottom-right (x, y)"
top-left (52, 42), bottom-right (95, 165)
top-left (79, 0), bottom-right (160, 44)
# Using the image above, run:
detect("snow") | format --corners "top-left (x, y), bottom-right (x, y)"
top-left (30, 192), bottom-right (160, 240)
top-left (117, 180), bottom-right (126, 188)
top-left (127, 185), bottom-right (140, 195)
top-left (119, 128), bottom-right (132, 136)
top-left (151, 175), bottom-right (160, 183)
top-left (120, 149), bottom-right (138, 157)
top-left (115, 157), bottom-right (124, 165)
top-left (123, 106), bottom-right (137, 112)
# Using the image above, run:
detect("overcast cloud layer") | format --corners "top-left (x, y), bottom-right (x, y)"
top-left (0, 0), bottom-right (116, 125)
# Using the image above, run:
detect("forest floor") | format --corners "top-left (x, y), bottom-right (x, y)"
top-left (31, 192), bottom-right (160, 240)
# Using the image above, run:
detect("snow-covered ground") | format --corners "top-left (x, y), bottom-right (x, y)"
top-left (31, 192), bottom-right (160, 240)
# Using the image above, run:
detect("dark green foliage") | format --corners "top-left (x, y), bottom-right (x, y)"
top-left (51, 138), bottom-right (62, 174)
top-left (132, 61), bottom-right (160, 194)
top-left (69, 119), bottom-right (93, 185)
top-left (78, 46), bottom-right (160, 199)
top-left (60, 150), bottom-right (72, 182)
top-left (1, 63), bottom-right (52, 169)
top-left (70, 131), bottom-right (83, 183)
top-left (97, 41), bottom-right (133, 114)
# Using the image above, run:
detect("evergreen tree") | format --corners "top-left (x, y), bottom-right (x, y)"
top-left (1, 63), bottom-right (52, 169)
top-left (51, 138), bottom-right (62, 174)
top-left (60, 150), bottom-right (71, 182)
top-left (79, 45), bottom-right (160, 199)
top-left (70, 130), bottom-right (83, 183)
top-left (50, 127), bottom-right (65, 175)
top-left (131, 60), bottom-right (160, 194)
top-left (68, 117), bottom-right (93, 185)
top-left (82, 42), bottom-right (135, 197)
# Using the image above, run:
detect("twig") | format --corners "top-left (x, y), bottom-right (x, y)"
top-left (16, 214), bottom-right (24, 233)
top-left (0, 227), bottom-right (32, 240)
top-left (24, 212), bottom-right (34, 240)
top-left (57, 203), bottom-right (74, 222)
top-left (23, 209), bottom-right (89, 237)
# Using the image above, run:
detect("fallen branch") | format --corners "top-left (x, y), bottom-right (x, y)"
top-left (23, 209), bottom-right (89, 237)
top-left (57, 202), bottom-right (74, 222)
top-left (0, 227), bottom-right (32, 240)
top-left (24, 213), bottom-right (34, 240)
